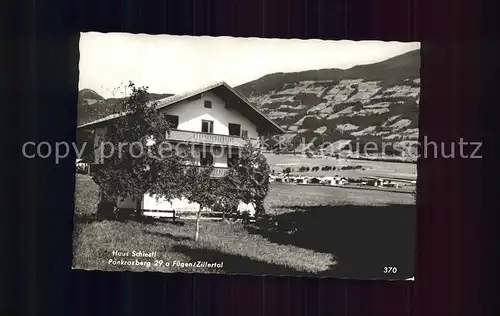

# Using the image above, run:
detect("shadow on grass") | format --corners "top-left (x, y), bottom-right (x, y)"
top-left (172, 244), bottom-right (308, 276)
top-left (74, 210), bottom-right (184, 226)
top-left (247, 204), bottom-right (416, 279)
top-left (144, 231), bottom-right (192, 242)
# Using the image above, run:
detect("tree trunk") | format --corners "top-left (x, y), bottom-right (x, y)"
top-left (98, 186), bottom-right (104, 203)
top-left (135, 196), bottom-right (142, 218)
top-left (195, 209), bottom-right (201, 242)
top-left (96, 186), bottom-right (104, 217)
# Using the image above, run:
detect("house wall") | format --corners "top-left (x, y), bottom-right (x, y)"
top-left (173, 143), bottom-right (228, 167)
top-left (92, 91), bottom-right (260, 162)
top-left (159, 91), bottom-right (259, 138)
top-left (136, 193), bottom-right (256, 217)
top-left (99, 90), bottom-right (266, 214)
top-left (193, 145), bottom-right (228, 167)
top-left (142, 195), bottom-right (201, 212)
top-left (116, 194), bottom-right (203, 211)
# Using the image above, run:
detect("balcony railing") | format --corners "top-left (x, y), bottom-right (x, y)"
top-left (166, 129), bottom-right (260, 147)
top-left (209, 167), bottom-right (229, 178)
top-left (186, 166), bottom-right (229, 178)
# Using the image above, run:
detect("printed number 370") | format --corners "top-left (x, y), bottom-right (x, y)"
top-left (384, 266), bottom-right (398, 273)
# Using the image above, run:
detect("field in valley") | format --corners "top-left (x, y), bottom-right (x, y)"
top-left (73, 174), bottom-right (416, 279)
top-left (265, 153), bottom-right (417, 181)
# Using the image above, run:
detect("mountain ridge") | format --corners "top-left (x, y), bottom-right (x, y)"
top-left (77, 90), bottom-right (174, 125)
top-left (234, 49), bottom-right (420, 158)
top-left (78, 49), bottom-right (420, 158)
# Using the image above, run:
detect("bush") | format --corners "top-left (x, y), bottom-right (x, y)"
top-left (76, 168), bottom-right (88, 175)
top-left (96, 202), bottom-right (117, 219)
top-left (340, 165), bottom-right (364, 171)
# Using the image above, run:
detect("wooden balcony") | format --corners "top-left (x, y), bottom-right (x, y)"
top-left (209, 167), bottom-right (229, 178)
top-left (166, 129), bottom-right (260, 147)
top-left (186, 166), bottom-right (229, 178)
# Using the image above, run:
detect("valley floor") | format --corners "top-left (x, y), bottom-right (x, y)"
top-left (73, 175), bottom-right (416, 279)
top-left (265, 154), bottom-right (417, 181)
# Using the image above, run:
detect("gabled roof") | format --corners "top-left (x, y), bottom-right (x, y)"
top-left (77, 81), bottom-right (285, 134)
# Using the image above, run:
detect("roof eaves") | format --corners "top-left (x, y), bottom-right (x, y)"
top-left (76, 81), bottom-right (285, 134)
top-left (77, 112), bottom-right (129, 129)
top-left (155, 81), bottom-right (226, 111)
top-left (221, 82), bottom-right (286, 134)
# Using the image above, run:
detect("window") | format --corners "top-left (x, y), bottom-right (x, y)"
top-left (204, 100), bottom-right (212, 108)
top-left (201, 120), bottom-right (214, 133)
top-left (228, 123), bottom-right (241, 136)
top-left (165, 115), bottom-right (179, 129)
top-left (241, 130), bottom-right (249, 139)
top-left (200, 151), bottom-right (214, 166)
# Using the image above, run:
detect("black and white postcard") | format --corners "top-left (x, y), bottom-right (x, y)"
top-left (72, 33), bottom-right (419, 280)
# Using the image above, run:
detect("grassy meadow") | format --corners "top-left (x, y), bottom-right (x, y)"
top-left (264, 153), bottom-right (417, 180)
top-left (72, 174), bottom-right (416, 279)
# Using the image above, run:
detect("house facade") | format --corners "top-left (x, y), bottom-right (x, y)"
top-left (77, 81), bottom-right (284, 215)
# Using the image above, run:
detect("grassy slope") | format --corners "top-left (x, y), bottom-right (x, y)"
top-left (73, 175), bottom-right (334, 275)
top-left (265, 154), bottom-right (417, 181)
top-left (74, 174), bottom-right (100, 216)
top-left (73, 174), bottom-right (415, 278)
top-left (235, 49), bottom-right (420, 96)
top-left (234, 49), bottom-right (420, 150)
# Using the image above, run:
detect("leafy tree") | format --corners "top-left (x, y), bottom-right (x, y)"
top-left (182, 167), bottom-right (227, 241)
top-left (224, 140), bottom-right (271, 219)
top-left (262, 135), bottom-right (280, 152)
top-left (92, 81), bottom-right (192, 217)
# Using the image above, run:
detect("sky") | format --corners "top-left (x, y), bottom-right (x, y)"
top-left (79, 32), bottom-right (420, 98)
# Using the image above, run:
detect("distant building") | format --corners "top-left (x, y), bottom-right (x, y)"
top-left (310, 177), bottom-right (322, 184)
top-left (321, 176), bottom-right (348, 186)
